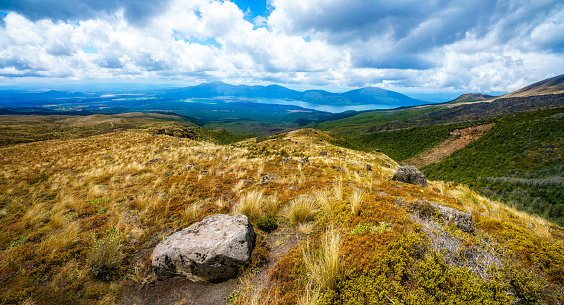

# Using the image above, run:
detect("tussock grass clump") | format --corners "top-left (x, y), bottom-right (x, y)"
top-left (183, 201), bottom-right (203, 224)
top-left (87, 228), bottom-right (124, 281)
top-left (302, 229), bottom-right (342, 293)
top-left (234, 189), bottom-right (265, 221)
top-left (332, 181), bottom-right (343, 201)
top-left (283, 194), bottom-right (318, 225)
top-left (350, 190), bottom-right (363, 216)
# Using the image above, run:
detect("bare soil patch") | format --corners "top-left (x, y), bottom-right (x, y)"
top-left (402, 123), bottom-right (495, 168)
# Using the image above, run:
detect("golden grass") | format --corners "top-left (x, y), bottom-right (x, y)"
top-left (283, 194), bottom-right (318, 225)
top-left (234, 189), bottom-right (265, 221)
top-left (350, 190), bottom-right (363, 216)
top-left (302, 229), bottom-right (342, 292)
top-left (333, 180), bottom-right (343, 201)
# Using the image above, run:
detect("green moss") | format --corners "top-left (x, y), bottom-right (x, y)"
top-left (255, 215), bottom-right (278, 233)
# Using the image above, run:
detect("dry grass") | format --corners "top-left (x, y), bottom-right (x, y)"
top-left (302, 229), bottom-right (342, 293)
top-left (333, 180), bottom-right (343, 201)
top-left (234, 189), bottom-right (265, 221)
top-left (283, 194), bottom-right (318, 225)
top-left (350, 190), bottom-right (363, 216)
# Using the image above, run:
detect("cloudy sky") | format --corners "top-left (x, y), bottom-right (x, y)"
top-left (1, 0), bottom-right (563, 93)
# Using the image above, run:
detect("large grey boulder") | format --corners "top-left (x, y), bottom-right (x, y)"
top-left (391, 165), bottom-right (427, 187)
top-left (152, 214), bottom-right (255, 282)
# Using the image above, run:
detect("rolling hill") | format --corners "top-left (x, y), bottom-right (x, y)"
top-left (447, 93), bottom-right (496, 104)
top-left (0, 126), bottom-right (562, 304)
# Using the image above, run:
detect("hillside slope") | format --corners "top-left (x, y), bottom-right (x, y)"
top-left (422, 107), bottom-right (564, 225)
top-left (501, 74), bottom-right (564, 98)
top-left (0, 128), bottom-right (563, 304)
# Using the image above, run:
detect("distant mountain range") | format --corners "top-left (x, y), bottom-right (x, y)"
top-left (160, 81), bottom-right (426, 106)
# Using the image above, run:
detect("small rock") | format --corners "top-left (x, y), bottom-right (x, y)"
top-left (259, 174), bottom-right (275, 184)
top-left (390, 165), bottom-right (427, 187)
top-left (319, 151), bottom-right (328, 156)
top-left (299, 157), bottom-right (309, 164)
top-left (185, 164), bottom-right (197, 170)
top-left (146, 158), bottom-right (163, 164)
top-left (352, 161), bottom-right (360, 167)
top-left (152, 214), bottom-right (255, 282)
top-left (336, 150), bottom-right (343, 154)
top-left (365, 164), bottom-right (372, 171)
top-left (281, 157), bottom-right (292, 164)
top-left (374, 149), bottom-right (381, 153)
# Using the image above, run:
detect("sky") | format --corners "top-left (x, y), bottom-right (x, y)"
top-left (0, 0), bottom-right (563, 94)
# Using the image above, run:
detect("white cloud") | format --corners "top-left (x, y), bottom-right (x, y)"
top-left (0, 0), bottom-right (563, 92)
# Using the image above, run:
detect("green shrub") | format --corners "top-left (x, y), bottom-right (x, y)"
top-left (256, 215), bottom-right (278, 232)
top-left (87, 229), bottom-right (123, 281)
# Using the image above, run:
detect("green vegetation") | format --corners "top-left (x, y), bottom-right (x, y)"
top-left (423, 108), bottom-right (564, 225)
top-left (309, 106), bottom-right (440, 137)
top-left (356, 125), bottom-right (453, 161)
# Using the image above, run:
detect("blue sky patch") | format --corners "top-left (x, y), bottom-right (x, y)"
top-left (82, 46), bottom-right (99, 54)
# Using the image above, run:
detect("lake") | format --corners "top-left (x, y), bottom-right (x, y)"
top-left (254, 98), bottom-right (402, 113)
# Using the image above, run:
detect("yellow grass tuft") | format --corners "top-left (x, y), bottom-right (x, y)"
top-left (350, 190), bottom-right (363, 216)
top-left (234, 189), bottom-right (264, 221)
top-left (283, 194), bottom-right (318, 225)
top-left (302, 229), bottom-right (342, 293)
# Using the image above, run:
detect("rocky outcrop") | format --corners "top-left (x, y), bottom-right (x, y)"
top-left (395, 199), bottom-right (475, 233)
top-left (152, 214), bottom-right (255, 282)
top-left (428, 201), bottom-right (475, 233)
top-left (390, 165), bottom-right (427, 187)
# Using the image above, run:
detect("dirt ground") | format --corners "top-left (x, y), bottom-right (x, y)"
top-left (402, 123), bottom-right (495, 168)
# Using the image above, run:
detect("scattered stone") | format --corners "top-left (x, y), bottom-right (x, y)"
top-left (152, 214), bottom-right (255, 282)
top-left (390, 165), bottom-right (427, 187)
top-left (319, 151), bottom-right (328, 156)
top-left (299, 157), bottom-right (309, 164)
top-left (185, 164), bottom-right (197, 170)
top-left (374, 149), bottom-right (381, 153)
top-left (259, 174), bottom-right (275, 184)
top-left (196, 151), bottom-right (210, 158)
top-left (146, 158), bottom-right (163, 164)
top-left (365, 164), bottom-right (372, 171)
top-left (287, 186), bottom-right (298, 191)
top-left (336, 150), bottom-right (343, 154)
top-left (281, 157), bottom-right (292, 164)
top-left (352, 161), bottom-right (360, 167)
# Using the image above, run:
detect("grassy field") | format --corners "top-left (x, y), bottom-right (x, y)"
top-left (0, 126), bottom-right (563, 304)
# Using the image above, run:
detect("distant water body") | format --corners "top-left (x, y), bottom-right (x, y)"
top-left (254, 98), bottom-right (400, 113)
